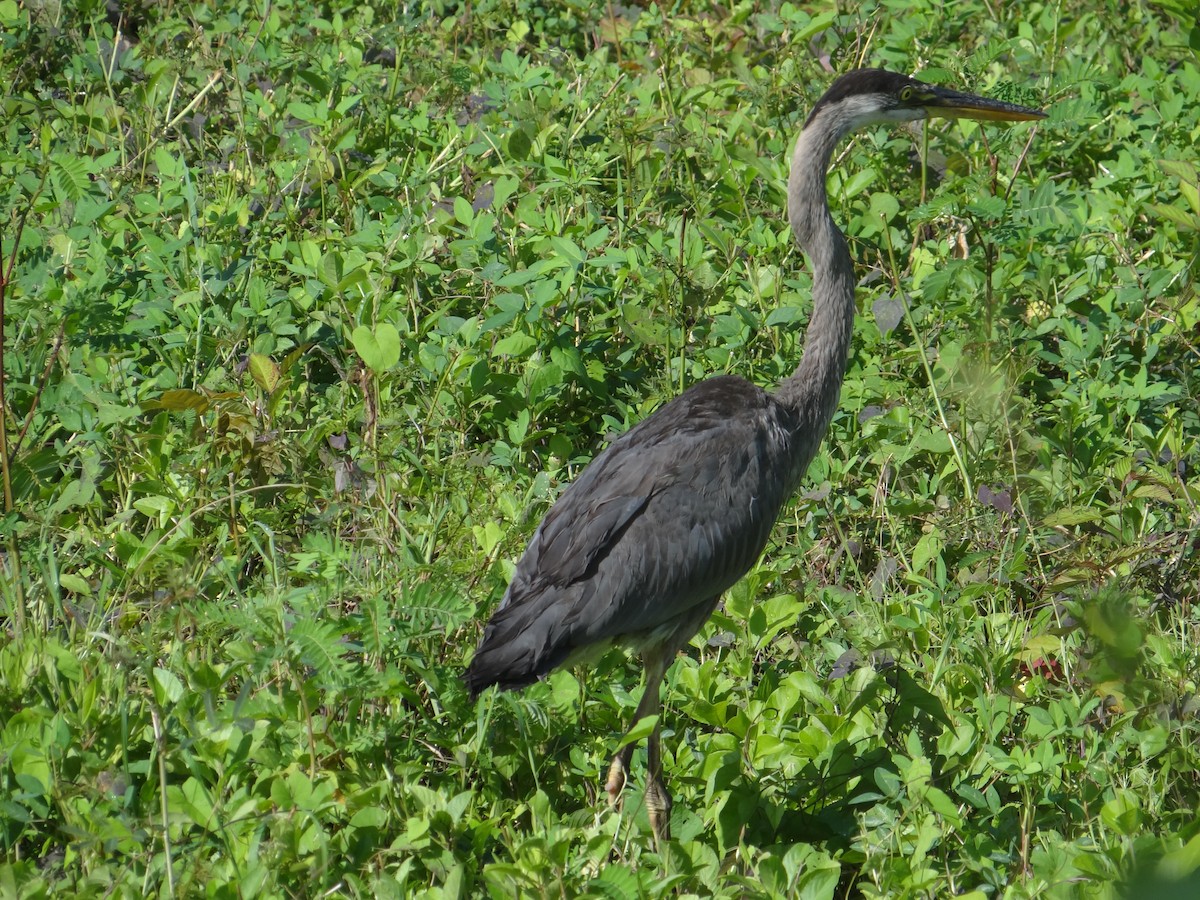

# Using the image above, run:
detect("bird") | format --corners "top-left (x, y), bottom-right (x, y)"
top-left (465, 68), bottom-right (1045, 840)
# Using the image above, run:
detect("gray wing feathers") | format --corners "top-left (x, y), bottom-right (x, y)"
top-left (465, 377), bottom-right (800, 697)
top-left (529, 493), bottom-right (653, 591)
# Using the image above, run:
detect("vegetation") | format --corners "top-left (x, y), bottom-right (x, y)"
top-left (2, 0), bottom-right (1198, 895)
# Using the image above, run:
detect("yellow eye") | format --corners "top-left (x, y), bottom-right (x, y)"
top-left (900, 86), bottom-right (915, 102)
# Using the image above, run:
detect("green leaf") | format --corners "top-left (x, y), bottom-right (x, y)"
top-left (58, 573), bottom-right (92, 595)
top-left (549, 236), bottom-right (585, 267)
top-left (1147, 202), bottom-right (1200, 231)
top-left (508, 127), bottom-right (533, 161)
top-left (1131, 482), bottom-right (1174, 503)
top-left (1159, 158), bottom-right (1198, 184)
top-left (1160, 830), bottom-right (1200, 879)
top-left (1100, 790), bottom-right (1143, 836)
top-left (911, 529), bottom-right (943, 571)
top-left (492, 331), bottom-right (537, 357)
top-left (791, 9), bottom-right (836, 42)
top-left (51, 153), bottom-right (89, 202)
top-left (966, 195), bottom-right (1006, 219)
top-left (352, 324), bottom-right (401, 371)
top-left (895, 669), bottom-right (955, 729)
top-left (453, 195), bottom-right (474, 226)
top-left (842, 167), bottom-right (876, 199)
top-left (11, 746), bottom-right (51, 795)
top-left (133, 495), bottom-right (174, 520)
top-left (473, 521), bottom-right (503, 555)
top-left (154, 146), bottom-right (183, 180)
top-left (795, 859), bottom-right (841, 900)
top-left (492, 175), bottom-right (519, 209)
top-left (528, 361), bottom-right (563, 399)
top-left (0, 1), bottom-right (22, 26)
top-left (152, 668), bottom-right (185, 705)
top-left (1042, 506), bottom-right (1101, 527)
top-left (591, 865), bottom-right (639, 900)
top-left (613, 715), bottom-right (658, 750)
top-left (869, 191), bottom-right (900, 227)
top-left (249, 353), bottom-right (281, 393)
top-left (912, 428), bottom-right (952, 454)
top-left (143, 389), bottom-right (210, 413)
top-left (180, 777), bottom-right (216, 827)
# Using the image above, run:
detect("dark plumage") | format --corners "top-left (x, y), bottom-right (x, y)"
top-left (466, 68), bottom-right (1045, 840)
top-left (465, 377), bottom-right (802, 697)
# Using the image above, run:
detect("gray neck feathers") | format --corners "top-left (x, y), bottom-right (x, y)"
top-left (775, 108), bottom-right (859, 450)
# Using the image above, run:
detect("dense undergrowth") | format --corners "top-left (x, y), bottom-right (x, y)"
top-left (1, 0), bottom-right (1198, 896)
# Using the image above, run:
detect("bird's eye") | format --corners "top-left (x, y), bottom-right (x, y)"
top-left (899, 86), bottom-right (915, 102)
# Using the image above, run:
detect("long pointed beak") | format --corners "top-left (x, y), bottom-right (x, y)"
top-left (926, 86), bottom-right (1047, 122)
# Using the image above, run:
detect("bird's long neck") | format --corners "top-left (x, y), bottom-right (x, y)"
top-left (775, 115), bottom-right (858, 443)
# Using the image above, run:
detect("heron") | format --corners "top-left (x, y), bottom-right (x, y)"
top-left (465, 68), bottom-right (1045, 839)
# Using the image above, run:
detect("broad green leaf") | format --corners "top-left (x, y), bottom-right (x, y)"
top-left (1100, 791), bottom-right (1143, 836)
top-left (869, 190), bottom-right (900, 226)
top-left (473, 521), bottom-right (503, 555)
top-left (152, 668), bottom-right (184, 705)
top-left (912, 529), bottom-right (943, 571)
top-left (492, 175), bottom-right (518, 209)
top-left (795, 860), bottom-right (841, 900)
top-left (896, 669), bottom-right (954, 729)
top-left (349, 806), bottom-right (388, 828)
top-left (352, 323), bottom-right (401, 371)
top-left (842, 167), bottom-right (876, 198)
top-left (154, 146), bottom-right (183, 180)
top-left (58, 573), bottom-right (92, 595)
top-left (133, 496), bottom-right (174, 520)
top-left (180, 777), bottom-right (215, 827)
top-left (912, 428), bottom-right (952, 454)
top-left (492, 331), bottom-right (537, 357)
top-left (249, 353), bottom-right (280, 393)
top-left (1160, 830), bottom-right (1200, 879)
top-left (1131, 482), bottom-right (1175, 503)
top-left (508, 127), bottom-right (532, 160)
top-left (613, 715), bottom-right (658, 750)
top-left (528, 361), bottom-right (563, 399)
top-left (453, 195), bottom-right (473, 225)
top-left (1148, 202), bottom-right (1200, 231)
top-left (11, 747), bottom-right (51, 795)
top-left (791, 9), bottom-right (836, 43)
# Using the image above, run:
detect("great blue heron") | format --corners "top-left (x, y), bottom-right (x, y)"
top-left (465, 68), bottom-right (1045, 839)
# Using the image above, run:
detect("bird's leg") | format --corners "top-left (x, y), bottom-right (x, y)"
top-left (644, 717), bottom-right (672, 843)
top-left (604, 675), bottom-right (661, 802)
top-left (605, 649), bottom-right (672, 840)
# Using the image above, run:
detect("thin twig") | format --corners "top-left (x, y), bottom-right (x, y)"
top-left (1005, 125), bottom-right (1041, 203)
top-left (164, 69), bottom-right (225, 133)
top-left (0, 170), bottom-right (47, 633)
top-left (567, 73), bottom-right (626, 146)
top-left (12, 319), bottom-right (67, 458)
top-left (879, 222), bottom-right (975, 501)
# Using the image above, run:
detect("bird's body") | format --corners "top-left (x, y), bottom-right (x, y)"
top-left (464, 376), bottom-right (809, 694)
top-left (466, 68), bottom-right (1045, 839)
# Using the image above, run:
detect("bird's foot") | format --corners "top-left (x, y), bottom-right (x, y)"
top-left (604, 756), bottom-right (628, 806)
top-left (645, 778), bottom-right (673, 843)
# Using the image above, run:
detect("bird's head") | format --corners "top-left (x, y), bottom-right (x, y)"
top-left (805, 69), bottom-right (1046, 132)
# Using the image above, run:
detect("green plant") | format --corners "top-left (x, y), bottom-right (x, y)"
top-left (1, 0), bottom-right (1197, 895)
